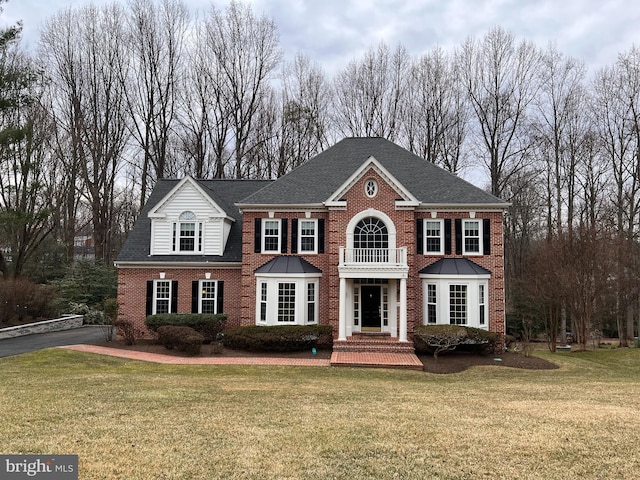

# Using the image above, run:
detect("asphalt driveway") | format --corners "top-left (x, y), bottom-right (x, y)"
top-left (0, 326), bottom-right (110, 358)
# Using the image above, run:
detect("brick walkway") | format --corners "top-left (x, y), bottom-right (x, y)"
top-left (61, 345), bottom-right (331, 367)
top-left (60, 344), bottom-right (425, 370)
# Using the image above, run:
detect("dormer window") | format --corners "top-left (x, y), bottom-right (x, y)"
top-left (173, 211), bottom-right (203, 253)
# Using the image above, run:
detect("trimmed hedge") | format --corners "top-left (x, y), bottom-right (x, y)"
top-left (145, 313), bottom-right (226, 343)
top-left (157, 325), bottom-right (204, 355)
top-left (413, 325), bottom-right (500, 358)
top-left (221, 325), bottom-right (333, 352)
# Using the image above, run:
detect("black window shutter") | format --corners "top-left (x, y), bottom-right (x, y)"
top-left (146, 281), bottom-right (153, 316)
top-left (216, 281), bottom-right (224, 314)
top-left (455, 219), bottom-right (462, 255)
top-left (416, 219), bottom-right (424, 254)
top-left (171, 281), bottom-right (178, 313)
top-left (318, 219), bottom-right (325, 254)
top-left (483, 219), bottom-right (491, 255)
top-left (192, 281), bottom-right (199, 313)
top-left (254, 218), bottom-right (262, 253)
top-left (444, 219), bottom-right (452, 255)
top-left (281, 219), bottom-right (288, 253)
top-left (291, 219), bottom-right (298, 254)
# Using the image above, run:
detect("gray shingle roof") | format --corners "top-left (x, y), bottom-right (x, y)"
top-left (239, 137), bottom-right (506, 206)
top-left (254, 256), bottom-right (322, 274)
top-left (419, 258), bottom-right (491, 276)
top-left (116, 179), bottom-right (271, 263)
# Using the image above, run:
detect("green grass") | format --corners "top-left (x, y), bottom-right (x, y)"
top-left (1, 348), bottom-right (640, 479)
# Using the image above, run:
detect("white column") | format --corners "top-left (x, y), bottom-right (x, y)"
top-left (399, 277), bottom-right (408, 342)
top-left (339, 277), bottom-right (347, 340)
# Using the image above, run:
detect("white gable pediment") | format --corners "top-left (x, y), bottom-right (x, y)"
top-left (148, 176), bottom-right (231, 221)
top-left (324, 156), bottom-right (420, 208)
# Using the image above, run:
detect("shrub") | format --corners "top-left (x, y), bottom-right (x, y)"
top-left (115, 319), bottom-right (136, 345)
top-left (157, 325), bottom-right (204, 355)
top-left (221, 325), bottom-right (333, 352)
top-left (53, 260), bottom-right (117, 312)
top-left (145, 313), bottom-right (227, 343)
top-left (0, 278), bottom-right (57, 326)
top-left (413, 325), bottom-right (500, 359)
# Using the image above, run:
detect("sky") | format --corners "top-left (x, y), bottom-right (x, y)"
top-left (2, 0), bottom-right (640, 77)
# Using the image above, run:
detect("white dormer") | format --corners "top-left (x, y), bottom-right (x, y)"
top-left (148, 177), bottom-right (235, 256)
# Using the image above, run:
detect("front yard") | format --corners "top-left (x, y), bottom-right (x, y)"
top-left (1, 348), bottom-right (640, 479)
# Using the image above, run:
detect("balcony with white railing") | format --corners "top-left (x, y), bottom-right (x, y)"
top-left (338, 247), bottom-right (409, 278)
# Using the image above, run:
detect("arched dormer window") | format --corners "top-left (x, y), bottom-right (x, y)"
top-left (173, 211), bottom-right (203, 253)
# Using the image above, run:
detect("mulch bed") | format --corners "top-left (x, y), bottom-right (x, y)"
top-left (418, 351), bottom-right (558, 374)
top-left (94, 339), bottom-right (558, 374)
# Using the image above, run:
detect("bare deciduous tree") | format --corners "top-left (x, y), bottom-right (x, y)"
top-left (204, 0), bottom-right (282, 179)
top-left (458, 26), bottom-right (541, 197)
top-left (333, 42), bottom-right (410, 140)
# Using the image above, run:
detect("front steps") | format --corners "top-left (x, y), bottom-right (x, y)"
top-left (330, 333), bottom-right (423, 370)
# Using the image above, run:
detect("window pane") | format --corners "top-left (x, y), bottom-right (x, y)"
top-left (306, 283), bottom-right (316, 323)
top-left (300, 220), bottom-right (316, 252)
top-left (263, 220), bottom-right (280, 252)
top-left (179, 222), bottom-right (195, 251)
top-left (155, 280), bottom-right (170, 314)
top-left (278, 283), bottom-right (296, 322)
top-left (479, 284), bottom-right (486, 325)
top-left (260, 283), bottom-right (267, 322)
top-left (449, 284), bottom-right (467, 325)
top-left (200, 281), bottom-right (216, 314)
top-left (425, 221), bottom-right (442, 253)
top-left (464, 221), bottom-right (480, 253)
top-left (427, 284), bottom-right (437, 324)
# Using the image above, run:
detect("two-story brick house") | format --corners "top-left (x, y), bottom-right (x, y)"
top-left (115, 137), bottom-right (508, 363)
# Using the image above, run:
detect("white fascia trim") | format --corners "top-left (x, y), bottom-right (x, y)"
top-left (416, 203), bottom-right (510, 211)
top-left (326, 156), bottom-right (419, 204)
top-left (114, 261), bottom-right (242, 269)
top-left (419, 273), bottom-right (491, 280)
top-left (148, 176), bottom-right (227, 218)
top-left (236, 203), bottom-right (326, 213)
top-left (254, 272), bottom-right (323, 279)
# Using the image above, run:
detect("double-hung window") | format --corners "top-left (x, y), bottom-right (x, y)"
top-left (299, 219), bottom-right (317, 253)
top-left (424, 219), bottom-right (444, 255)
top-left (154, 280), bottom-right (172, 314)
top-left (262, 219), bottom-right (281, 253)
top-left (463, 220), bottom-right (481, 255)
top-left (199, 280), bottom-right (217, 314)
top-left (426, 284), bottom-right (437, 324)
top-left (173, 211), bottom-right (202, 253)
top-left (306, 282), bottom-right (317, 323)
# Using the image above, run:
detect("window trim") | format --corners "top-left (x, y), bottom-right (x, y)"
top-left (262, 219), bottom-right (281, 254)
top-left (462, 219), bottom-right (482, 256)
top-left (153, 279), bottom-right (172, 315)
top-left (426, 283), bottom-right (437, 324)
top-left (198, 279), bottom-right (218, 314)
top-left (173, 211), bottom-right (203, 254)
top-left (364, 178), bottom-right (378, 198)
top-left (424, 219), bottom-right (445, 255)
top-left (298, 218), bottom-right (318, 254)
top-left (254, 276), bottom-right (321, 326)
top-left (420, 276), bottom-right (489, 329)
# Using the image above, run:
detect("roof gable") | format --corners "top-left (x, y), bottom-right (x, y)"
top-left (148, 176), bottom-right (229, 219)
top-left (325, 155), bottom-right (419, 207)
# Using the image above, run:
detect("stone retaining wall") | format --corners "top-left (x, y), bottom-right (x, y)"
top-left (0, 315), bottom-right (84, 340)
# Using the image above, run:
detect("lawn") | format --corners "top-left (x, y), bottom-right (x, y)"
top-left (1, 348), bottom-right (640, 479)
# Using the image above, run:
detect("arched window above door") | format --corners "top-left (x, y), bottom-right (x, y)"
top-left (354, 217), bottom-right (389, 249)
